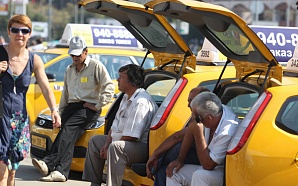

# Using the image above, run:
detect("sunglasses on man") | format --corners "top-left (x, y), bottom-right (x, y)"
top-left (10, 27), bottom-right (31, 34)
top-left (70, 54), bottom-right (82, 58)
top-left (70, 48), bottom-right (87, 58)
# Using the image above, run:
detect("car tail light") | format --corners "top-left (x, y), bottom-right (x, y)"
top-left (150, 77), bottom-right (188, 130)
top-left (227, 91), bottom-right (272, 155)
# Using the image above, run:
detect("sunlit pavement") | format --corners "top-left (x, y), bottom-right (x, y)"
top-left (15, 154), bottom-right (92, 186)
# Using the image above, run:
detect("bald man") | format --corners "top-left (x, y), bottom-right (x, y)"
top-left (146, 86), bottom-right (210, 186)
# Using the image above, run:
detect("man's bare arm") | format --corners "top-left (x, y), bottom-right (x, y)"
top-left (146, 127), bottom-right (187, 179)
top-left (190, 122), bottom-right (218, 170)
top-left (165, 119), bottom-right (196, 177)
top-left (152, 127), bottom-right (187, 158)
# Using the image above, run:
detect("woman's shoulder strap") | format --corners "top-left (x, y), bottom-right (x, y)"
top-left (0, 45), bottom-right (8, 61)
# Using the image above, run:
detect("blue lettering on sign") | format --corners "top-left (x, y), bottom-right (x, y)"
top-left (91, 26), bottom-right (138, 48)
top-left (250, 25), bottom-right (298, 62)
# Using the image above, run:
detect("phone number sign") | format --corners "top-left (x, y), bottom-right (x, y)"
top-left (91, 26), bottom-right (138, 48)
top-left (250, 25), bottom-right (298, 62)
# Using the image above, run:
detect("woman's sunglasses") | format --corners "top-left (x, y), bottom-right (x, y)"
top-left (10, 27), bottom-right (31, 34)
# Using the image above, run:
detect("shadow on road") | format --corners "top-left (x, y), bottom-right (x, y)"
top-left (69, 171), bottom-right (84, 181)
top-left (16, 163), bottom-right (84, 181)
top-left (16, 164), bottom-right (40, 181)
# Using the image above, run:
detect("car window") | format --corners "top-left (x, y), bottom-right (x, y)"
top-left (150, 78), bottom-right (234, 129)
top-left (195, 80), bottom-right (259, 119)
top-left (134, 56), bottom-right (155, 69)
top-left (199, 79), bottom-right (259, 118)
top-left (87, 53), bottom-right (133, 79)
top-left (132, 19), bottom-right (177, 49)
top-left (88, 54), bottom-right (100, 61)
top-left (146, 79), bottom-right (176, 106)
top-left (44, 55), bottom-right (135, 82)
top-left (143, 70), bottom-right (178, 107)
top-left (226, 93), bottom-right (259, 119)
top-left (199, 78), bottom-right (236, 92)
top-left (99, 55), bottom-right (133, 79)
top-left (45, 57), bottom-right (72, 82)
top-left (34, 52), bottom-right (60, 64)
top-left (209, 24), bottom-right (255, 56)
top-left (89, 53), bottom-right (155, 70)
top-left (215, 82), bottom-right (261, 119)
top-left (276, 96), bottom-right (298, 135)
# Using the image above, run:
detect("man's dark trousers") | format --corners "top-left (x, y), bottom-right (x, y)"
top-left (42, 102), bottom-right (100, 178)
top-left (154, 142), bottom-right (200, 186)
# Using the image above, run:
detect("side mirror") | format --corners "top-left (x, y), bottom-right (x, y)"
top-left (46, 73), bottom-right (56, 82)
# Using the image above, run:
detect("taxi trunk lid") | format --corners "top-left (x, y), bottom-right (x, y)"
top-left (146, 0), bottom-right (282, 88)
top-left (79, 0), bottom-right (197, 76)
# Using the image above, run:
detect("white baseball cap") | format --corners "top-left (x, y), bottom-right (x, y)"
top-left (68, 36), bottom-right (87, 56)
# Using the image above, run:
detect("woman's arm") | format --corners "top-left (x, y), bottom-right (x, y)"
top-left (33, 54), bottom-right (61, 128)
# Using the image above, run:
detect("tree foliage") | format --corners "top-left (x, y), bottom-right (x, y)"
top-left (0, 0), bottom-right (103, 41)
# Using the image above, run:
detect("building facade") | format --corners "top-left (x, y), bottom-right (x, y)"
top-left (131, 0), bottom-right (298, 27)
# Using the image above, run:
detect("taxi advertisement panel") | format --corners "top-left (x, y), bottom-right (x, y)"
top-left (59, 24), bottom-right (139, 48)
top-left (250, 25), bottom-right (298, 63)
top-left (200, 25), bottom-right (298, 63)
top-left (91, 25), bottom-right (138, 47)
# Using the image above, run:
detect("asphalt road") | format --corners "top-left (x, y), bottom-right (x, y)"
top-left (15, 155), bottom-right (91, 186)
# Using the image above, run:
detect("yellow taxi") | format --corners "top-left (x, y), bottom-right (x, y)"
top-left (77, 0), bottom-right (235, 185)
top-left (224, 44), bottom-right (298, 185)
top-left (29, 25), bottom-right (155, 170)
top-left (27, 24), bottom-right (155, 127)
top-left (147, 1), bottom-right (298, 185)
top-left (27, 47), bottom-right (154, 126)
top-left (79, 0), bottom-right (298, 185)
top-left (30, 0), bottom-right (236, 178)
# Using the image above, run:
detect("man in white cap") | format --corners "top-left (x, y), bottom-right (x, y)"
top-left (31, 36), bottom-right (115, 182)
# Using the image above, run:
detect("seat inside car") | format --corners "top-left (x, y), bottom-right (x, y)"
top-left (216, 81), bottom-right (261, 119)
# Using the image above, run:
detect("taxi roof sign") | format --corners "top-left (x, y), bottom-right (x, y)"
top-left (59, 24), bottom-right (140, 48)
top-left (196, 38), bottom-right (227, 63)
top-left (286, 43), bottom-right (298, 72)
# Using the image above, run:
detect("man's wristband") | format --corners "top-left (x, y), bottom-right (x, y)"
top-left (50, 107), bottom-right (59, 112)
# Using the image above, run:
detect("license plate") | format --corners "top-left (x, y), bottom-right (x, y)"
top-left (31, 135), bottom-right (46, 149)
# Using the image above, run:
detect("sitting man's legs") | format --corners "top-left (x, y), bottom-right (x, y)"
top-left (191, 166), bottom-right (224, 186)
top-left (82, 135), bottom-right (107, 185)
top-left (166, 164), bottom-right (199, 186)
top-left (106, 140), bottom-right (148, 186)
top-left (154, 143), bottom-right (199, 186)
top-left (166, 164), bottom-right (224, 186)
